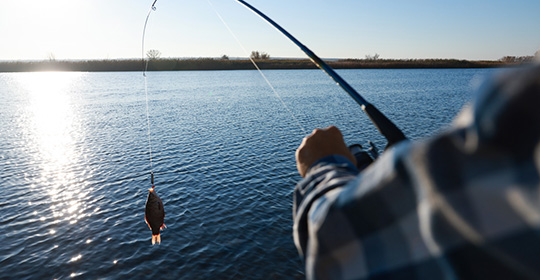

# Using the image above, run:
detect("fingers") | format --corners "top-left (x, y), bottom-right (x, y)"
top-left (295, 126), bottom-right (356, 177)
top-left (308, 126), bottom-right (339, 138)
top-left (300, 126), bottom-right (341, 151)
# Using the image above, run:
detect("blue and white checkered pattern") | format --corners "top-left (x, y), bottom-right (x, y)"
top-left (293, 64), bottom-right (540, 279)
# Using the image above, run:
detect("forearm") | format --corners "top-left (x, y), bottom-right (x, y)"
top-left (292, 155), bottom-right (358, 257)
top-left (292, 143), bottom-right (416, 279)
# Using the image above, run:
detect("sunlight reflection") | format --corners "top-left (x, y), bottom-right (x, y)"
top-left (16, 72), bottom-right (91, 240)
top-left (69, 254), bottom-right (82, 263)
top-left (18, 72), bottom-right (82, 173)
top-left (67, 201), bottom-right (80, 214)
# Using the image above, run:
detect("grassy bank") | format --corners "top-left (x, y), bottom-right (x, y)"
top-left (0, 58), bottom-right (519, 72)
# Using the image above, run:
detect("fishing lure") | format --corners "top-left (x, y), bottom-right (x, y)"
top-left (139, 0), bottom-right (406, 243)
top-left (145, 173), bottom-right (166, 245)
top-left (142, 0), bottom-right (166, 244)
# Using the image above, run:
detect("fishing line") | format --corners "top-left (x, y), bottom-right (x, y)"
top-left (143, 0), bottom-right (158, 77)
top-left (206, 0), bottom-right (307, 135)
top-left (142, 0), bottom-right (158, 186)
top-left (234, 0), bottom-right (407, 148)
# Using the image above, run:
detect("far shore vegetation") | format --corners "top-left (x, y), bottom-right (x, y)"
top-left (0, 52), bottom-right (536, 72)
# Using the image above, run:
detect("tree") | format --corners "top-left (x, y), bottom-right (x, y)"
top-left (365, 53), bottom-right (380, 60)
top-left (47, 52), bottom-right (56, 61)
top-left (250, 51), bottom-right (270, 60)
top-left (500, 56), bottom-right (516, 63)
top-left (221, 54), bottom-right (229, 60)
top-left (250, 51), bottom-right (260, 59)
top-left (146, 49), bottom-right (161, 59)
top-left (500, 56), bottom-right (534, 63)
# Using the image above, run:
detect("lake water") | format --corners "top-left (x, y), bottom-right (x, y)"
top-left (0, 68), bottom-right (496, 279)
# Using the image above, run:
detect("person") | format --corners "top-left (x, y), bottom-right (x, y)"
top-left (293, 63), bottom-right (540, 279)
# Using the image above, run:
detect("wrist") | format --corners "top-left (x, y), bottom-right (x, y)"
top-left (306, 154), bottom-right (358, 175)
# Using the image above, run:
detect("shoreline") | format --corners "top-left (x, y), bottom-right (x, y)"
top-left (0, 58), bottom-right (524, 72)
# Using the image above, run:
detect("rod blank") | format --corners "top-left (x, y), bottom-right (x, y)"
top-left (235, 0), bottom-right (407, 146)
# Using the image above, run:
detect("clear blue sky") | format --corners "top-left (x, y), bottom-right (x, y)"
top-left (1, 0), bottom-right (539, 61)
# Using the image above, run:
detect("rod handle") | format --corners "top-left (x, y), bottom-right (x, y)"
top-left (363, 103), bottom-right (407, 147)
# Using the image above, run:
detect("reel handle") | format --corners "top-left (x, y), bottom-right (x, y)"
top-left (349, 141), bottom-right (380, 171)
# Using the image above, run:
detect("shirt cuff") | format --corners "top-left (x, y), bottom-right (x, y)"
top-left (308, 154), bottom-right (358, 174)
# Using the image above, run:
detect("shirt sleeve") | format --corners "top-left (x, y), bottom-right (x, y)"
top-left (293, 142), bottom-right (428, 280)
top-left (293, 155), bottom-right (359, 256)
top-left (292, 64), bottom-right (540, 280)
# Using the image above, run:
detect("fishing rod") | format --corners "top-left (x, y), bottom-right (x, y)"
top-left (235, 0), bottom-right (407, 147)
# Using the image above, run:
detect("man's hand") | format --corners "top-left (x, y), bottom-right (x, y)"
top-left (295, 126), bottom-right (357, 177)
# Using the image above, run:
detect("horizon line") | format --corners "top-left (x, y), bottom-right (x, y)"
top-left (0, 56), bottom-right (527, 63)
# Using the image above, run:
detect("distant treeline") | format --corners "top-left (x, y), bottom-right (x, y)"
top-left (0, 57), bottom-right (531, 72)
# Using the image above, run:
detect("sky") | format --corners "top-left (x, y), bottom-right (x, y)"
top-left (1, 0), bottom-right (539, 61)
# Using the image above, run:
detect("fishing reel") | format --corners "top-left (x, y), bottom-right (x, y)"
top-left (348, 141), bottom-right (380, 172)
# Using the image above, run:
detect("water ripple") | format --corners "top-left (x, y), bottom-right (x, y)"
top-left (0, 69), bottom-right (494, 279)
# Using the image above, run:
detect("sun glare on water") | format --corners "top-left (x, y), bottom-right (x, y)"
top-left (16, 71), bottom-right (92, 232)
top-left (21, 72), bottom-right (80, 169)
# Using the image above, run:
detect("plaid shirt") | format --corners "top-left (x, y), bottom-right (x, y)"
top-left (293, 64), bottom-right (540, 280)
